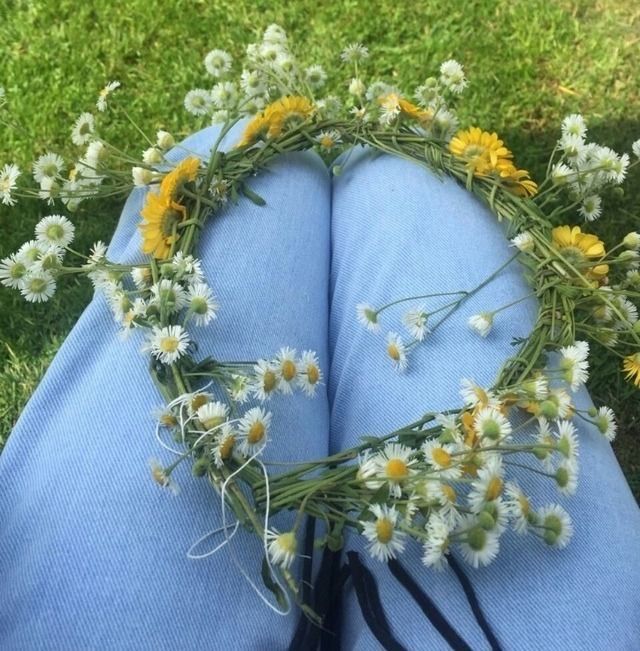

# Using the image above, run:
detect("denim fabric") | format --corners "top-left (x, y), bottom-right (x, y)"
top-left (1, 126), bottom-right (639, 650)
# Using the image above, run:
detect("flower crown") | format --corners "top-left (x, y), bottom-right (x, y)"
top-left (1, 24), bottom-right (639, 615)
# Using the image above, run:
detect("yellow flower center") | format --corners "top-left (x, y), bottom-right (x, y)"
top-left (320, 135), bottom-right (334, 148)
top-left (307, 364), bottom-right (320, 385)
top-left (387, 343), bottom-right (400, 361)
top-left (441, 484), bottom-right (456, 502)
top-left (160, 336), bottom-right (179, 353)
top-left (386, 458), bottom-right (408, 480)
top-left (485, 477), bottom-right (503, 501)
top-left (160, 413), bottom-right (177, 427)
top-left (518, 494), bottom-right (530, 515)
top-left (201, 416), bottom-right (225, 431)
top-left (281, 359), bottom-right (296, 381)
top-left (263, 370), bottom-right (277, 393)
top-left (248, 421), bottom-right (266, 444)
top-left (432, 448), bottom-right (452, 467)
top-left (220, 435), bottom-right (235, 460)
top-left (375, 518), bottom-right (394, 544)
top-left (190, 394), bottom-right (209, 412)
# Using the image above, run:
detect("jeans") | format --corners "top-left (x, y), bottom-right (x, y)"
top-left (1, 123), bottom-right (638, 650)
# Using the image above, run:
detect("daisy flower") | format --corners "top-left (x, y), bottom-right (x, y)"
top-left (315, 130), bottom-right (342, 152)
top-left (156, 130), bottom-right (175, 150)
top-left (422, 512), bottom-right (451, 570)
top-left (378, 92), bottom-right (401, 126)
top-left (555, 460), bottom-right (578, 496)
top-left (240, 70), bottom-right (266, 97)
top-left (172, 252), bottom-right (204, 284)
top-left (130, 266), bottom-right (152, 289)
top-left (624, 232), bottom-right (640, 250)
top-left (0, 254), bottom-right (29, 289)
top-left (356, 302), bottom-right (379, 331)
top-left (149, 458), bottom-right (179, 495)
top-left (20, 267), bottom-right (56, 303)
top-left (229, 374), bottom-right (251, 403)
top-left (71, 113), bottom-right (95, 146)
top-left (439, 59), bottom-right (467, 94)
top-left (150, 279), bottom-right (187, 315)
top-left (266, 530), bottom-right (297, 569)
top-left (457, 516), bottom-right (500, 568)
top-left (578, 195), bottom-right (602, 222)
top-left (211, 81), bottom-right (238, 109)
top-left (473, 406), bottom-right (512, 444)
top-left (561, 114), bottom-right (587, 140)
top-left (298, 350), bottom-right (322, 397)
top-left (360, 504), bottom-right (406, 562)
top-left (467, 456), bottom-right (504, 511)
top-left (468, 312), bottom-right (493, 337)
top-left (148, 325), bottom-right (190, 364)
top-left (35, 214), bottom-right (75, 248)
top-left (204, 49), bottom-right (233, 77)
top-left (184, 89), bottom-right (213, 116)
top-left (459, 379), bottom-right (497, 408)
top-left (237, 407), bottom-right (272, 456)
top-left (536, 504), bottom-right (573, 549)
top-left (403, 308), bottom-right (429, 341)
top-left (212, 424), bottom-right (236, 468)
top-left (0, 163), bottom-right (20, 206)
top-left (305, 64), bottom-right (327, 89)
top-left (434, 482), bottom-right (461, 525)
top-left (422, 440), bottom-right (461, 479)
top-left (85, 241), bottom-right (108, 269)
top-left (632, 139), bottom-right (640, 159)
top-left (593, 406), bottom-right (617, 441)
top-left (187, 283), bottom-right (219, 326)
top-left (252, 359), bottom-right (279, 401)
top-left (558, 341), bottom-right (589, 391)
top-left (263, 23), bottom-right (288, 45)
top-left (142, 147), bottom-right (163, 165)
top-left (275, 347), bottom-right (298, 394)
top-left (386, 332), bottom-right (408, 372)
top-left (368, 443), bottom-right (417, 497)
top-left (340, 43), bottom-right (369, 63)
top-left (96, 80), bottom-right (120, 111)
top-left (196, 401), bottom-right (229, 432)
top-left (348, 77), bottom-right (366, 96)
top-left (32, 153), bottom-right (64, 184)
top-left (623, 353), bottom-right (640, 387)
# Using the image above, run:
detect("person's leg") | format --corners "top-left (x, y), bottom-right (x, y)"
top-left (330, 148), bottom-right (640, 649)
top-left (0, 125), bottom-right (332, 649)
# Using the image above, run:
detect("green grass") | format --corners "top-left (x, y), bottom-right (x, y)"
top-left (1, 0), bottom-right (638, 497)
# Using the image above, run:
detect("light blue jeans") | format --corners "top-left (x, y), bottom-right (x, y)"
top-left (1, 124), bottom-right (638, 650)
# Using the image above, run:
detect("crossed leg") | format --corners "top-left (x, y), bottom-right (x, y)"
top-left (330, 148), bottom-right (640, 649)
top-left (0, 125), bottom-right (333, 649)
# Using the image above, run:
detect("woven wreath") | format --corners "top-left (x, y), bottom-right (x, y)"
top-left (2, 24), bottom-right (639, 616)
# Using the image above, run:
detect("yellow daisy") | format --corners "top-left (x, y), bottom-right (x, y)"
top-left (551, 225), bottom-right (609, 279)
top-left (623, 353), bottom-right (640, 388)
top-left (160, 157), bottom-right (201, 202)
top-left (498, 164), bottom-right (538, 197)
top-left (236, 113), bottom-right (270, 148)
top-left (139, 192), bottom-right (187, 259)
top-left (263, 95), bottom-right (315, 139)
top-left (449, 127), bottom-right (514, 175)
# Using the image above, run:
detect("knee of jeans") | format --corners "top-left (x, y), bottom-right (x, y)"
top-left (329, 151), bottom-right (537, 448)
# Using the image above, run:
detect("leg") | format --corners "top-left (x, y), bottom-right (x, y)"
top-left (330, 149), bottom-right (640, 649)
top-left (0, 125), bottom-right (332, 649)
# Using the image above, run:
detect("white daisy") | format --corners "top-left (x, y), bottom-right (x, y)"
top-left (149, 458), bottom-right (179, 495)
top-left (20, 267), bottom-right (56, 303)
top-left (148, 325), bottom-right (190, 364)
top-left (473, 406), bottom-right (512, 444)
top-left (204, 49), bottom-right (233, 77)
top-left (386, 332), bottom-right (408, 372)
top-left (543, 388), bottom-right (574, 420)
top-left (421, 440), bottom-right (461, 479)
top-left (348, 77), bottom-right (366, 97)
top-left (558, 341), bottom-right (589, 391)
top-left (274, 346), bottom-right (298, 394)
top-left (96, 80), bottom-right (120, 111)
top-left (266, 530), bottom-right (297, 569)
top-left (196, 401), bottom-right (229, 432)
top-left (368, 443), bottom-right (418, 498)
top-left (172, 252), bottom-right (204, 283)
top-left (551, 162), bottom-right (574, 185)
top-left (130, 266), bottom-right (151, 289)
top-left (297, 350), bottom-right (323, 397)
top-left (0, 254), bottom-right (29, 289)
top-left (555, 460), bottom-right (578, 496)
top-left (240, 70), bottom-right (266, 97)
top-left (378, 92), bottom-right (402, 126)
top-left (187, 282), bottom-right (219, 326)
top-left (403, 308), bottom-right (429, 341)
top-left (615, 296), bottom-right (638, 325)
top-left (156, 130), bottom-right (175, 150)
top-left (210, 81), bottom-right (238, 109)
top-left (142, 147), bottom-right (163, 165)
top-left (315, 129), bottom-right (342, 152)
top-left (468, 312), bottom-right (494, 337)
top-left (0, 163), bottom-right (20, 206)
top-left (263, 23), bottom-right (288, 45)
top-left (340, 43), bottom-right (369, 63)
top-left (356, 302), bottom-right (379, 331)
top-left (467, 456), bottom-right (504, 511)
top-left (632, 139), bottom-right (640, 159)
top-left (360, 504), bottom-right (406, 562)
top-left (16, 239), bottom-right (46, 264)
top-left (229, 374), bottom-right (251, 403)
top-left (435, 413), bottom-right (462, 442)
top-left (537, 504), bottom-right (573, 549)
top-left (422, 512), bottom-right (451, 570)
top-left (560, 132), bottom-right (586, 163)
top-left (32, 153), bottom-right (64, 184)
top-left (305, 64), bottom-right (327, 89)
top-left (459, 379), bottom-right (497, 408)
top-left (237, 406), bottom-right (272, 456)
top-left (433, 109), bottom-right (459, 141)
top-left (521, 375), bottom-right (549, 400)
top-left (150, 279), bottom-right (188, 314)
top-left (71, 112), bottom-right (95, 146)
top-left (35, 214), bottom-right (75, 248)
top-left (593, 406), bottom-right (617, 442)
top-left (561, 114), bottom-right (587, 140)
top-left (212, 423), bottom-right (236, 468)
top-left (434, 482), bottom-right (461, 526)
top-left (252, 359), bottom-right (279, 401)
top-left (578, 194), bottom-right (602, 222)
top-left (457, 516), bottom-right (500, 568)
top-left (439, 59), bottom-right (467, 94)
top-left (623, 231), bottom-right (640, 250)
top-left (556, 420), bottom-right (580, 463)
top-left (184, 89), bottom-right (213, 116)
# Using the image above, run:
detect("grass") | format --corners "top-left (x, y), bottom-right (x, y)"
top-left (1, 0), bottom-right (638, 498)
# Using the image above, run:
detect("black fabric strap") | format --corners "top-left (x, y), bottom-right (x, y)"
top-left (320, 560), bottom-right (350, 651)
top-left (346, 552), bottom-right (408, 651)
top-left (447, 554), bottom-right (503, 651)
top-left (388, 558), bottom-right (473, 651)
top-left (288, 517), bottom-right (317, 650)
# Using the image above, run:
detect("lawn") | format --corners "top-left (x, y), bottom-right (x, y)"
top-left (0, 0), bottom-right (638, 498)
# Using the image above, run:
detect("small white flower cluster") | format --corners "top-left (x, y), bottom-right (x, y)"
top-left (356, 379), bottom-right (580, 566)
top-left (553, 114), bottom-right (632, 222)
top-left (251, 348), bottom-right (323, 400)
top-left (356, 302), bottom-right (430, 372)
top-left (0, 214), bottom-right (75, 302)
top-left (0, 163), bottom-right (20, 206)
